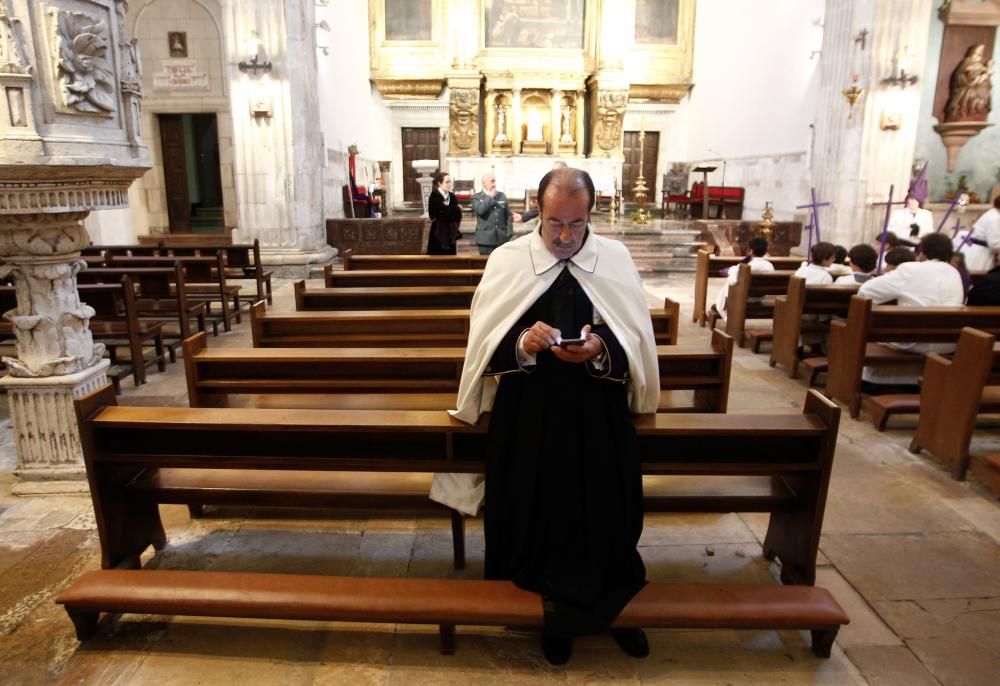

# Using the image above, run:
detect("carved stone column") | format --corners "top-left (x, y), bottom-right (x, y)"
top-left (588, 84), bottom-right (629, 159)
top-left (0, 0), bottom-right (150, 493)
top-left (447, 73), bottom-right (482, 158)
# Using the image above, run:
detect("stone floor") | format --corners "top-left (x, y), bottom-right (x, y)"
top-left (1, 269), bottom-right (999, 685)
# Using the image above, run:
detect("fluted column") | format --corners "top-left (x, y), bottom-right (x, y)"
top-left (812, 0), bottom-right (934, 248)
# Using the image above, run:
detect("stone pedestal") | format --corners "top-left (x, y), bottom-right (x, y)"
top-left (3, 359), bottom-right (109, 494)
top-left (0, 0), bottom-right (150, 493)
top-left (412, 159), bottom-right (438, 218)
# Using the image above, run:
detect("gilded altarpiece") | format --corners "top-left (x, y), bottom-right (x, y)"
top-left (369, 1), bottom-right (695, 160)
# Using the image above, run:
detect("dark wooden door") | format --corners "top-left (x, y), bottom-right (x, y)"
top-left (622, 131), bottom-right (659, 202)
top-left (158, 114), bottom-right (191, 232)
top-left (401, 127), bottom-right (440, 203)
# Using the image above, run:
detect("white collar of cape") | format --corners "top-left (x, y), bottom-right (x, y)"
top-left (448, 225), bottom-right (661, 426)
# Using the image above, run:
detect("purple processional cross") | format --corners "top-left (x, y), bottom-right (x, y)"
top-left (796, 187), bottom-right (831, 262)
top-left (872, 184), bottom-right (907, 274)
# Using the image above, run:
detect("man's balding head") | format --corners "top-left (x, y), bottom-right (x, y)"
top-left (537, 168), bottom-right (595, 215)
top-left (481, 173), bottom-right (496, 193)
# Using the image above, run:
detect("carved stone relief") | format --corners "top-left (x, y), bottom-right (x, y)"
top-left (0, 1), bottom-right (31, 76)
top-left (449, 87), bottom-right (480, 156)
top-left (0, 213), bottom-right (103, 377)
top-left (55, 8), bottom-right (115, 114)
top-left (593, 90), bottom-right (628, 155)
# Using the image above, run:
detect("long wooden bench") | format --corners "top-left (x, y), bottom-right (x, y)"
top-left (257, 299), bottom-right (681, 347)
top-left (294, 281), bottom-right (478, 311)
top-left (107, 254), bottom-right (240, 331)
top-left (251, 301), bottom-right (470, 348)
top-left (769, 278), bottom-right (859, 378)
top-left (163, 239), bottom-right (273, 305)
top-left (826, 296), bottom-right (1000, 418)
top-left (183, 328), bottom-right (732, 413)
top-left (721, 266), bottom-right (796, 347)
top-left (80, 281), bottom-right (167, 390)
top-left (868, 328), bottom-right (1000, 480)
top-left (78, 265), bottom-right (209, 355)
top-left (75, 385), bottom-right (839, 588)
top-left (324, 265), bottom-right (484, 288)
top-left (693, 249), bottom-right (802, 326)
top-left (56, 569), bottom-right (848, 657)
top-left (343, 250), bottom-right (489, 271)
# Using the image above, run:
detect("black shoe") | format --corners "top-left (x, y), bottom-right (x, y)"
top-left (611, 628), bottom-right (649, 658)
top-left (542, 632), bottom-right (573, 665)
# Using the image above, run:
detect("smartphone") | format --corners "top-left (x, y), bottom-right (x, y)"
top-left (557, 337), bottom-right (587, 347)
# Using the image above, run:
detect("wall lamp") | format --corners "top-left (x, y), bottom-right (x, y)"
top-left (239, 42), bottom-right (272, 75)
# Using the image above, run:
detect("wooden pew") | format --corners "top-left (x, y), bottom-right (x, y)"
top-left (294, 281), bottom-right (478, 311)
top-left (693, 249), bottom-right (802, 326)
top-left (78, 265), bottom-right (209, 355)
top-left (894, 328), bottom-right (1000, 479)
top-left (251, 302), bottom-right (471, 348)
top-left (107, 254), bottom-right (240, 332)
top-left (769, 278), bottom-right (859, 378)
top-left (183, 328), bottom-right (732, 413)
top-left (826, 296), bottom-right (1000, 418)
top-left (74, 385), bottom-right (839, 588)
top-left (56, 569), bottom-right (848, 657)
top-left (343, 250), bottom-right (489, 271)
top-left (255, 299), bottom-right (681, 347)
top-left (163, 239), bottom-right (273, 305)
top-left (79, 281), bottom-right (167, 390)
top-left (722, 266), bottom-right (796, 347)
top-left (324, 265), bottom-right (484, 288)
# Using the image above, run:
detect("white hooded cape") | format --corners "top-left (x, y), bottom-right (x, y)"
top-left (429, 228), bottom-right (660, 515)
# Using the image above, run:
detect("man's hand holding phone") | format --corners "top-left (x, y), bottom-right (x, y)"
top-left (522, 321), bottom-right (601, 364)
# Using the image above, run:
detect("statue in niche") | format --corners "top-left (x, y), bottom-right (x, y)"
top-left (494, 96), bottom-right (510, 144)
top-left (595, 91), bottom-right (627, 152)
top-left (560, 96), bottom-right (575, 143)
top-left (56, 10), bottom-right (115, 113)
top-left (0, 2), bottom-right (32, 75)
top-left (944, 44), bottom-right (994, 122)
top-left (449, 88), bottom-right (479, 152)
top-left (115, 1), bottom-right (142, 94)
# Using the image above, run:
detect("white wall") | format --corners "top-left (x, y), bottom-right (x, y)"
top-left (669, 0), bottom-right (825, 187)
top-left (315, 2), bottom-right (393, 162)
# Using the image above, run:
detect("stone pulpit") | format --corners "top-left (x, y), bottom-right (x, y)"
top-left (0, 0), bottom-right (149, 493)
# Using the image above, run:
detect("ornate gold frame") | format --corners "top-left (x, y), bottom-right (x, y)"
top-left (626, 0), bottom-right (696, 97)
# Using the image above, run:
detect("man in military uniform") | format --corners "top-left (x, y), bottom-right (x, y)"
top-left (472, 173), bottom-right (514, 255)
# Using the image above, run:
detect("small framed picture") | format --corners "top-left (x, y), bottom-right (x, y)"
top-left (168, 32), bottom-right (188, 58)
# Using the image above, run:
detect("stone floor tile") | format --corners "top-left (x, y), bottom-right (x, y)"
top-left (638, 512), bottom-right (758, 546)
top-left (813, 568), bottom-right (901, 649)
top-left (820, 532), bottom-right (1000, 600)
top-left (843, 646), bottom-right (941, 686)
top-left (640, 543), bottom-right (775, 584)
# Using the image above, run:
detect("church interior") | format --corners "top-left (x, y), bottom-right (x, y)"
top-left (0, 0), bottom-right (998, 683)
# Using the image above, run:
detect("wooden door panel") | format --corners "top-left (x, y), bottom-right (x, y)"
top-left (158, 114), bottom-right (191, 232)
top-left (402, 127), bottom-right (440, 203)
top-left (622, 131), bottom-right (659, 202)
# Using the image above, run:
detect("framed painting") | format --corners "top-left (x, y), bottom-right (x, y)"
top-left (384, 0), bottom-right (433, 41)
top-left (484, 0), bottom-right (585, 49)
top-left (635, 0), bottom-right (680, 45)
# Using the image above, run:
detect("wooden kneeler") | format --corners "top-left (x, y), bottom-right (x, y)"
top-left (56, 570), bottom-right (849, 658)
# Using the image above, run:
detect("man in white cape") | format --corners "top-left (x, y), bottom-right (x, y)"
top-left (431, 168), bottom-right (659, 664)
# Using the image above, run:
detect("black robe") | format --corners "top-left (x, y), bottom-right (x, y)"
top-left (427, 190), bottom-right (462, 255)
top-left (483, 267), bottom-right (646, 637)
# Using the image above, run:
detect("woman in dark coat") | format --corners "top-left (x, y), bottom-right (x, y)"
top-left (427, 172), bottom-right (463, 255)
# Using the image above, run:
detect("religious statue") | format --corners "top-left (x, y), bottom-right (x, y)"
top-left (944, 44), bottom-right (993, 122)
top-left (560, 98), bottom-right (574, 143)
top-left (493, 97), bottom-right (509, 144)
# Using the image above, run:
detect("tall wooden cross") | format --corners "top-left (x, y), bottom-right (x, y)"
top-left (935, 192), bottom-right (965, 234)
top-left (872, 184), bottom-right (907, 274)
top-left (796, 188), bottom-right (831, 261)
